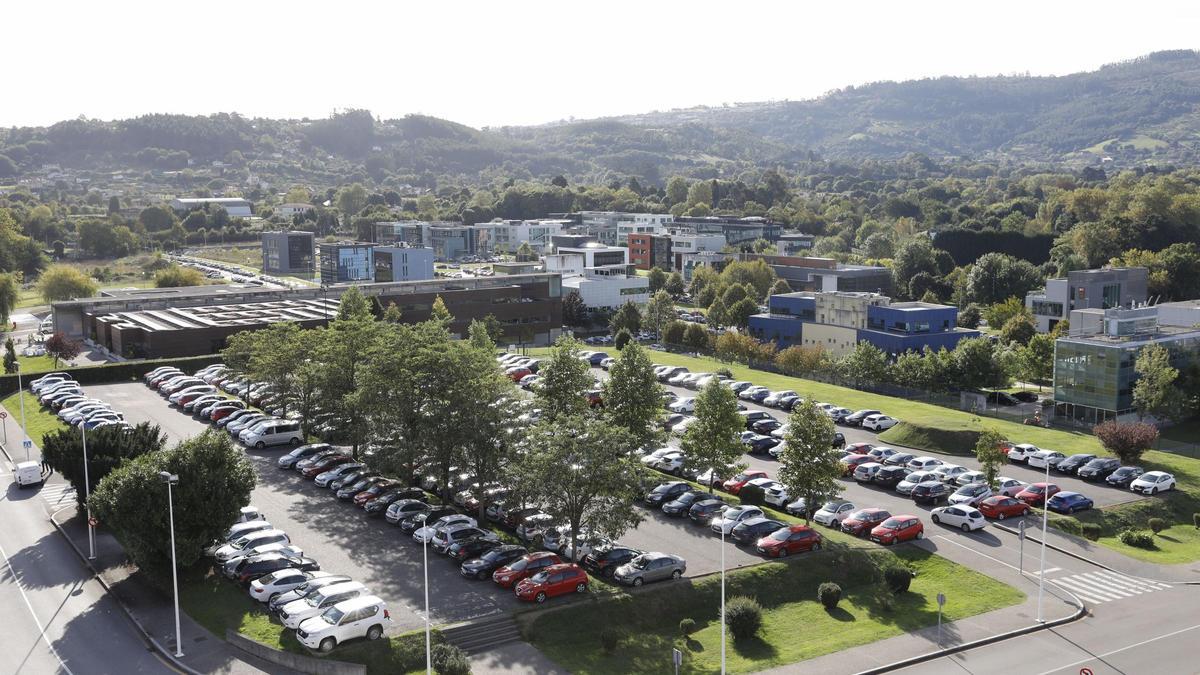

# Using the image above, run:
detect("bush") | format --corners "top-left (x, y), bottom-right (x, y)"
top-left (724, 596), bottom-right (763, 640)
top-left (432, 644), bottom-right (471, 675)
top-left (1081, 522), bottom-right (1102, 541)
top-left (614, 328), bottom-right (632, 350)
top-left (678, 618), bottom-right (696, 637)
top-left (600, 628), bottom-right (622, 654)
top-left (716, 368), bottom-right (733, 378)
top-left (1093, 420), bottom-right (1159, 466)
top-left (1194, 513), bottom-right (1200, 529)
top-left (1118, 529), bottom-right (1157, 550)
top-left (739, 484), bottom-right (765, 506)
top-left (818, 582), bottom-right (842, 610)
top-left (1148, 517), bottom-right (1167, 534)
top-left (884, 566), bottom-right (913, 594)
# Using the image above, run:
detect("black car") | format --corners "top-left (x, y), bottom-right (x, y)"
top-left (662, 489), bottom-right (707, 516)
top-left (752, 419), bottom-right (784, 435)
top-left (227, 554), bottom-right (320, 584)
top-left (331, 469), bottom-right (379, 491)
top-left (663, 413), bottom-right (686, 429)
top-left (581, 545), bottom-right (642, 578)
top-left (1011, 391), bottom-right (1039, 403)
top-left (364, 489), bottom-right (420, 516)
top-left (448, 537), bottom-right (502, 563)
top-left (731, 518), bottom-right (786, 546)
top-left (1055, 454), bottom-right (1096, 474)
top-left (336, 476), bottom-right (384, 499)
top-left (645, 481), bottom-right (690, 506)
top-left (460, 544), bottom-right (528, 580)
top-left (872, 466), bottom-right (911, 489)
top-left (842, 409), bottom-right (881, 427)
top-left (777, 395), bottom-right (802, 410)
top-left (1105, 465), bottom-right (1145, 488)
top-left (831, 432), bottom-right (846, 449)
top-left (911, 481), bottom-right (951, 505)
top-left (400, 507), bottom-right (457, 535)
top-left (1077, 457), bottom-right (1121, 481)
top-left (884, 452), bottom-right (915, 467)
top-left (688, 498), bottom-right (727, 524)
top-left (739, 411), bottom-right (776, 430)
top-left (745, 435), bottom-right (782, 455)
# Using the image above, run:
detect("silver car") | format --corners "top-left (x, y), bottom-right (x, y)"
top-left (612, 552), bottom-right (686, 587)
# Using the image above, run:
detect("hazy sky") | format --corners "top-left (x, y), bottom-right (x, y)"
top-left (6, 0), bottom-right (1197, 129)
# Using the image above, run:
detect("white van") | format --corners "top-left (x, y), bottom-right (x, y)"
top-left (279, 581), bottom-right (370, 629)
top-left (242, 420), bottom-right (303, 449)
top-left (296, 595), bottom-right (390, 652)
top-left (14, 462), bottom-right (44, 488)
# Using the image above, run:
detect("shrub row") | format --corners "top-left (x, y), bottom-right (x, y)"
top-left (0, 354), bottom-right (224, 397)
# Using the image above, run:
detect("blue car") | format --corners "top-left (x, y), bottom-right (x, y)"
top-left (1046, 491), bottom-right (1093, 515)
top-left (588, 352), bottom-right (610, 366)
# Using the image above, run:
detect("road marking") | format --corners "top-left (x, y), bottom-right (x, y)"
top-left (1047, 570), bottom-right (1169, 604)
top-left (1040, 566), bottom-right (1061, 574)
top-left (39, 484), bottom-right (77, 507)
top-left (0, 540), bottom-right (76, 675)
top-left (1034, 622), bottom-right (1200, 675)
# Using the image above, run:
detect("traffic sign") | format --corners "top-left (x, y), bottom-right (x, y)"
top-left (23, 440), bottom-right (32, 449)
top-left (88, 517), bottom-right (98, 527)
top-left (0, 410), bottom-right (7, 419)
top-left (1080, 669), bottom-right (1094, 675)
top-left (937, 592), bottom-right (946, 607)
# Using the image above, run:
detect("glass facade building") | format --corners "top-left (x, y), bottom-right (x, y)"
top-left (319, 243), bottom-right (374, 282)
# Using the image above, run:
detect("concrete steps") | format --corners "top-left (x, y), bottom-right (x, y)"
top-left (441, 614), bottom-right (522, 655)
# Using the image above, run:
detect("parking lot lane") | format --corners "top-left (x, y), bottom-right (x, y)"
top-left (620, 499), bottom-right (765, 576)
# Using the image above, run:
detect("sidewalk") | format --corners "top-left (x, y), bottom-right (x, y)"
top-left (994, 520), bottom-right (1200, 583)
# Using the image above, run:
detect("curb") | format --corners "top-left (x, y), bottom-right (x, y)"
top-left (853, 596), bottom-right (1087, 675)
top-left (48, 508), bottom-right (204, 675)
top-left (992, 522), bottom-right (1200, 586)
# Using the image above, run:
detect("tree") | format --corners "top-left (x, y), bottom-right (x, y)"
top-left (1018, 333), bottom-right (1055, 387)
top-left (0, 272), bottom-right (17, 326)
top-left (1000, 313), bottom-right (1036, 346)
top-left (953, 338), bottom-right (1009, 390)
top-left (958, 303), bottom-right (982, 329)
top-left (336, 183), bottom-right (368, 218)
top-left (138, 206), bottom-right (176, 232)
top-left (775, 399), bottom-right (841, 521)
top-left (319, 287), bottom-right (383, 457)
top-left (602, 342), bottom-right (663, 451)
top-left (720, 260), bottom-right (777, 299)
top-left (562, 290), bottom-right (587, 326)
top-left (973, 428), bottom-right (1009, 489)
top-left (38, 264), bottom-right (98, 302)
top-left (683, 323), bottom-right (709, 351)
top-left (642, 291), bottom-right (675, 338)
top-left (509, 416), bottom-right (643, 560)
top-left (892, 238), bottom-right (940, 299)
top-left (839, 342), bottom-right (889, 387)
top-left (107, 196), bottom-right (121, 214)
top-left (42, 423), bottom-right (167, 507)
top-left (514, 242), bottom-right (536, 262)
top-left (0, 154), bottom-right (17, 179)
top-left (90, 431), bottom-right (256, 583)
top-left (680, 380), bottom-right (746, 493)
top-left (45, 332), bottom-right (81, 367)
top-left (725, 298), bottom-right (760, 328)
top-left (468, 319), bottom-right (495, 353)
top-left (665, 176), bottom-right (689, 205)
top-left (647, 267), bottom-right (667, 293)
top-left (706, 299), bottom-right (727, 328)
top-left (1094, 421), bottom-right (1160, 466)
top-left (614, 328), bottom-right (632, 350)
top-left (2, 337), bottom-right (16, 374)
top-left (662, 320), bottom-right (686, 345)
top-left (550, 175), bottom-right (568, 188)
top-left (983, 297), bottom-right (1030, 331)
top-left (767, 278), bottom-right (791, 299)
top-left (664, 272), bottom-right (685, 298)
top-left (609, 300), bottom-right (642, 336)
top-left (154, 265), bottom-right (206, 288)
top-left (966, 253), bottom-right (1042, 306)
top-left (535, 337), bottom-right (593, 422)
top-left (1133, 344), bottom-right (1180, 421)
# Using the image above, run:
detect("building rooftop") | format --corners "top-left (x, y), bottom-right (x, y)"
top-left (95, 299), bottom-right (337, 333)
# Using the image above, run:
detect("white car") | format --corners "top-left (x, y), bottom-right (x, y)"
top-left (763, 484), bottom-right (791, 508)
top-left (640, 448), bottom-right (678, 466)
top-left (867, 446), bottom-right (900, 462)
top-left (413, 515), bottom-right (476, 544)
top-left (862, 414), bottom-right (898, 431)
top-left (710, 506), bottom-right (764, 535)
top-left (652, 452), bottom-right (686, 475)
top-left (745, 477), bottom-right (780, 496)
top-left (296, 595), bottom-right (390, 653)
top-left (249, 570), bottom-right (330, 603)
top-left (213, 529), bottom-right (290, 563)
top-left (1027, 450), bottom-right (1065, 470)
top-left (1007, 443), bottom-right (1039, 463)
top-left (206, 520), bottom-right (274, 556)
top-left (954, 470), bottom-right (986, 487)
top-left (221, 542), bottom-right (304, 569)
top-left (932, 464), bottom-right (969, 484)
top-left (770, 423), bottom-right (790, 439)
top-left (668, 398), bottom-right (697, 414)
top-left (896, 471), bottom-right (940, 496)
top-left (812, 500), bottom-right (856, 527)
top-left (763, 390), bottom-right (798, 407)
top-left (1129, 471), bottom-right (1176, 495)
top-left (279, 581), bottom-right (371, 629)
top-left (906, 456), bottom-right (944, 472)
top-left (431, 524), bottom-right (498, 554)
top-left (738, 386), bottom-right (770, 401)
top-left (930, 505), bottom-right (987, 532)
top-left (995, 477), bottom-right (1027, 497)
top-left (672, 417), bottom-right (698, 436)
top-left (948, 483), bottom-right (993, 507)
top-left (268, 574), bottom-right (353, 613)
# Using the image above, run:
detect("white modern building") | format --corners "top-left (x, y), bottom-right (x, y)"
top-left (670, 233), bottom-right (726, 270)
top-left (561, 265), bottom-right (651, 309)
top-left (275, 203), bottom-right (314, 219)
top-left (170, 197), bottom-right (252, 218)
top-left (556, 242), bottom-right (629, 268)
top-left (579, 212), bottom-right (674, 246)
top-left (487, 219), bottom-right (569, 253)
top-left (1025, 267), bottom-right (1149, 333)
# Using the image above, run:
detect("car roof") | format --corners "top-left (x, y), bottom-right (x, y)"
top-left (1141, 471), bottom-right (1169, 478)
top-left (331, 595), bottom-right (384, 613)
top-left (317, 581), bottom-right (367, 595)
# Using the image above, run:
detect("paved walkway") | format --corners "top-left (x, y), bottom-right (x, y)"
top-left (468, 641), bottom-right (569, 674)
top-left (996, 520), bottom-right (1200, 582)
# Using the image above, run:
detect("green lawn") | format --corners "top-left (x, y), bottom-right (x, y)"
top-left (1096, 523), bottom-right (1200, 565)
top-left (181, 572), bottom-right (437, 674)
top-left (17, 354), bottom-right (60, 374)
top-left (530, 547), bottom-right (1023, 674)
top-left (0, 391), bottom-right (68, 445)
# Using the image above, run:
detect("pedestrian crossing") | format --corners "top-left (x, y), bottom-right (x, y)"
top-left (1048, 569), bottom-right (1173, 604)
top-left (39, 483), bottom-right (76, 508)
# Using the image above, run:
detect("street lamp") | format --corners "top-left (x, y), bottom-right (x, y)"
top-left (159, 471), bottom-right (184, 657)
top-left (720, 521), bottom-right (727, 674)
top-left (320, 284), bottom-right (330, 327)
top-left (422, 517), bottom-right (432, 675)
top-left (15, 362), bottom-right (29, 461)
top-left (82, 423), bottom-right (95, 559)
top-left (1036, 456), bottom-right (1050, 623)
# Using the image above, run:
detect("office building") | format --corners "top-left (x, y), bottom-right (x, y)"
top-left (319, 242), bottom-right (374, 283)
top-left (275, 203), bottom-right (314, 219)
top-left (552, 254), bottom-right (649, 309)
top-left (1026, 267), bottom-right (1149, 333)
top-left (777, 233), bottom-right (815, 254)
top-left (748, 291), bottom-right (979, 356)
top-left (170, 197), bottom-right (252, 218)
top-left (487, 219), bottom-right (568, 253)
top-left (673, 216), bottom-right (783, 245)
top-left (628, 233), bottom-right (674, 271)
top-left (372, 246), bottom-right (435, 283)
top-left (557, 242), bottom-right (629, 268)
top-left (744, 254), bottom-right (893, 294)
top-left (579, 212), bottom-right (673, 246)
top-left (1054, 305), bottom-right (1200, 422)
top-left (670, 234), bottom-right (727, 270)
top-left (261, 231), bottom-right (316, 277)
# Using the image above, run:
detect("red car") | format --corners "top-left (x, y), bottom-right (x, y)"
top-left (840, 454), bottom-right (875, 476)
top-left (301, 455), bottom-right (353, 478)
top-left (505, 367), bottom-right (532, 382)
top-left (845, 442), bottom-right (874, 455)
top-left (869, 515), bottom-right (924, 545)
top-left (1015, 482), bottom-right (1060, 507)
top-left (755, 525), bottom-right (823, 557)
top-left (353, 480), bottom-right (402, 507)
top-left (840, 508), bottom-right (891, 536)
top-left (209, 404), bottom-right (246, 422)
top-left (514, 563), bottom-right (589, 603)
top-left (722, 470), bottom-right (768, 495)
top-left (978, 496), bottom-right (1031, 520)
top-left (585, 390), bottom-right (604, 408)
top-left (492, 551), bottom-right (562, 589)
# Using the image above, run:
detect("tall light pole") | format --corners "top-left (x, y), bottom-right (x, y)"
top-left (720, 521), bottom-right (726, 674)
top-left (15, 362), bottom-right (29, 461)
top-left (423, 520), bottom-right (431, 675)
top-left (159, 471), bottom-right (184, 657)
top-left (82, 423), bottom-right (95, 559)
top-left (320, 284), bottom-right (330, 328)
top-left (1036, 457), bottom-right (1050, 622)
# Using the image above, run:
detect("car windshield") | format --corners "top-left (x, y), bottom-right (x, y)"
top-left (879, 518), bottom-right (902, 529)
top-left (528, 571), bottom-right (549, 583)
top-left (507, 558), bottom-right (529, 571)
top-left (259, 572), bottom-right (280, 583)
top-left (630, 556), bottom-right (651, 569)
top-left (820, 502), bottom-right (841, 512)
top-left (652, 484), bottom-right (676, 494)
top-left (768, 529), bottom-right (790, 541)
top-left (320, 607), bottom-right (344, 625)
top-left (1028, 485), bottom-right (1045, 494)
top-left (482, 549), bottom-right (511, 563)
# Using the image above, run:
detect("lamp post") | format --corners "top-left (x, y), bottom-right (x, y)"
top-left (423, 520), bottom-right (431, 675)
top-left (320, 284), bottom-right (330, 327)
top-left (1036, 457), bottom-right (1050, 622)
top-left (82, 423), bottom-right (95, 559)
top-left (159, 471), bottom-right (184, 657)
top-left (16, 362), bottom-right (29, 460)
top-left (720, 521), bottom-right (727, 675)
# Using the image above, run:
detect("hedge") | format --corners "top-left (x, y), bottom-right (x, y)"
top-left (0, 354), bottom-right (225, 397)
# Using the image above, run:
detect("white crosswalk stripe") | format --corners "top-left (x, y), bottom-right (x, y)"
top-left (1049, 570), bottom-right (1172, 604)
top-left (39, 483), bottom-right (77, 506)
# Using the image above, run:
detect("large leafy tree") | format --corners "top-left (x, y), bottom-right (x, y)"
top-left (609, 300), bottom-right (642, 336)
top-left (775, 399), bottom-right (841, 522)
top-left (973, 428), bottom-right (1009, 489)
top-left (562, 290), bottom-right (587, 326)
top-left (0, 272), bottom-right (18, 326)
top-left (1133, 344), bottom-right (1180, 421)
top-left (647, 267), bottom-right (667, 293)
top-left (42, 422), bottom-right (168, 507)
top-left (680, 379), bottom-right (745, 493)
top-left (38, 264), bottom-right (98, 302)
top-left (642, 290), bottom-right (675, 338)
top-left (509, 415), bottom-right (643, 561)
top-left (534, 337), bottom-right (593, 422)
top-left (90, 431), bottom-right (256, 583)
top-left (602, 342), bottom-right (663, 451)
top-left (320, 286), bottom-right (383, 456)
top-left (839, 342), bottom-right (889, 388)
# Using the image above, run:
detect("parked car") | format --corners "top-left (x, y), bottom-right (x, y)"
top-left (580, 544), bottom-right (641, 579)
top-left (867, 446), bottom-right (900, 462)
top-left (840, 508), bottom-right (891, 536)
top-left (722, 470), bottom-right (768, 494)
top-left (843, 409), bottom-right (882, 427)
top-left (1055, 454), bottom-right (1097, 474)
top-left (743, 434), bottom-right (781, 455)
top-left (840, 454), bottom-right (876, 476)
top-left (751, 418), bottom-right (784, 435)
top-left (845, 442), bottom-right (874, 455)
top-left (249, 570), bottom-right (330, 603)
top-left (948, 483), bottom-right (993, 507)
top-left (911, 481), bottom-right (951, 505)
top-left (906, 456), bottom-right (944, 472)
top-left (268, 575), bottom-right (353, 613)
top-left (978, 496), bottom-right (1031, 520)
top-left (812, 500), bottom-right (856, 527)
top-left (869, 515), bottom-right (924, 545)
top-left (279, 581), bottom-right (370, 629)
top-left (661, 490), bottom-right (707, 517)
top-left (862, 414), bottom-right (899, 431)
top-left (1077, 458), bottom-right (1121, 481)
top-left (667, 397), bottom-right (696, 414)
top-left (763, 390), bottom-right (798, 408)
top-left (1104, 466), bottom-right (1145, 489)
top-left (932, 464), bottom-right (970, 484)
top-left (853, 462), bottom-right (885, 484)
top-left (315, 463), bottom-right (365, 488)
top-left (688, 498), bottom-right (727, 524)
top-left (460, 544), bottom-right (528, 580)
top-left (930, 505), bottom-right (986, 532)
top-left (994, 477), bottom-right (1028, 497)
top-left (1015, 482), bottom-right (1061, 506)
top-left (432, 524), bottom-right (498, 555)
top-left (1129, 471), bottom-right (1176, 495)
top-left (738, 410), bottom-right (775, 429)
top-left (384, 499), bottom-right (431, 525)
top-left (872, 466), bottom-right (911, 489)
top-left (755, 525), bottom-right (823, 557)
top-left (493, 552), bottom-right (563, 589)
top-left (295, 595), bottom-right (390, 653)
top-left (738, 386), bottom-right (770, 402)
top-left (1006, 443), bottom-right (1039, 463)
top-left (301, 455), bottom-right (354, 479)
top-left (731, 517), bottom-right (786, 546)
top-left (896, 471), bottom-right (939, 496)
top-left (884, 452), bottom-right (915, 467)
top-left (226, 553), bottom-right (319, 585)
top-left (612, 552), bottom-right (686, 586)
top-left (1027, 450), bottom-right (1066, 470)
top-left (710, 505), bottom-right (764, 535)
top-left (1046, 491), bottom-right (1094, 514)
top-left (514, 563), bottom-right (589, 603)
